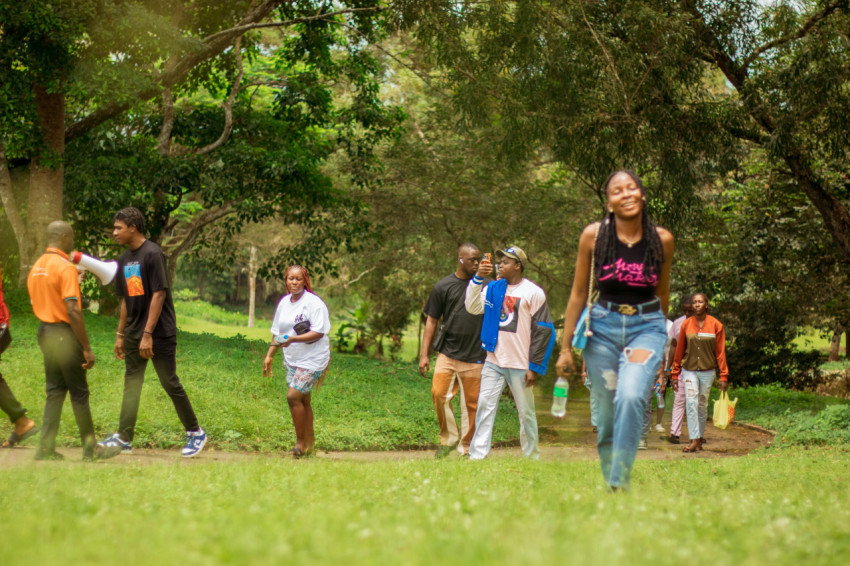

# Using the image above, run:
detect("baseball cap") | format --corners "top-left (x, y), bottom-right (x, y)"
top-left (495, 246), bottom-right (528, 265)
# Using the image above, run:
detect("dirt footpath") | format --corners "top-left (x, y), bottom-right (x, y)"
top-left (0, 394), bottom-right (773, 468)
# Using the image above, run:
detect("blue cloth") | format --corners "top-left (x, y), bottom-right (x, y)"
top-left (479, 278), bottom-right (508, 353)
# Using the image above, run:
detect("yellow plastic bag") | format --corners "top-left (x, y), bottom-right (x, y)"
top-left (712, 391), bottom-right (738, 429)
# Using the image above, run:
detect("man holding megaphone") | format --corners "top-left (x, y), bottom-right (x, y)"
top-left (97, 207), bottom-right (207, 458)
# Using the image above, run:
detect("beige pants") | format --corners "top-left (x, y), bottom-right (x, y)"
top-left (432, 353), bottom-right (482, 453)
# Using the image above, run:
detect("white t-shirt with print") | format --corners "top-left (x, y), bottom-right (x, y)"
top-left (270, 291), bottom-right (331, 372)
top-left (466, 278), bottom-right (546, 371)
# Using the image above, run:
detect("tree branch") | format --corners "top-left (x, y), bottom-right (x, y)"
top-left (741, 0), bottom-right (845, 69)
top-left (157, 88), bottom-right (175, 156)
top-left (161, 203), bottom-right (237, 259)
top-left (194, 37), bottom-right (244, 156)
top-left (575, 0), bottom-right (630, 116)
top-left (65, 0), bottom-right (284, 142)
top-left (201, 6), bottom-right (387, 44)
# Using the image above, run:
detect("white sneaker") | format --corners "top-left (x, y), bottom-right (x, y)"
top-left (98, 432), bottom-right (132, 454)
top-left (653, 424), bottom-right (666, 433)
top-left (182, 428), bottom-right (207, 458)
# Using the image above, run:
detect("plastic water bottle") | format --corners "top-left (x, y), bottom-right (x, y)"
top-left (551, 377), bottom-right (569, 417)
top-left (655, 383), bottom-right (665, 409)
top-left (273, 334), bottom-right (289, 345)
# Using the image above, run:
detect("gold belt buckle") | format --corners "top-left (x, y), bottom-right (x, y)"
top-left (617, 304), bottom-right (637, 316)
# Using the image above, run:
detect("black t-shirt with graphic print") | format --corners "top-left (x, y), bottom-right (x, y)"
top-left (115, 239), bottom-right (177, 341)
top-left (423, 274), bottom-right (486, 364)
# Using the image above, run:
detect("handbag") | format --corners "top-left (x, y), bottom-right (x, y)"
top-left (430, 303), bottom-right (461, 354)
top-left (0, 323), bottom-right (11, 356)
top-left (571, 224), bottom-right (599, 350)
top-left (572, 308), bottom-right (590, 349)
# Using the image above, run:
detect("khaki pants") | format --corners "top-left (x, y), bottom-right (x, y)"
top-left (432, 353), bottom-right (482, 453)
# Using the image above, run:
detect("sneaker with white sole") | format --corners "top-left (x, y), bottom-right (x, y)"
top-left (182, 428), bottom-right (207, 458)
top-left (98, 432), bottom-right (132, 454)
top-left (653, 424), bottom-right (666, 433)
top-left (638, 437), bottom-right (648, 450)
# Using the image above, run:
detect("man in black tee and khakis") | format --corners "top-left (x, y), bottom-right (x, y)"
top-left (98, 207), bottom-right (207, 458)
top-left (419, 243), bottom-right (486, 458)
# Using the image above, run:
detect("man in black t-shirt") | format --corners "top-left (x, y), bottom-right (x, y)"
top-left (98, 207), bottom-right (207, 458)
top-left (419, 243), bottom-right (486, 458)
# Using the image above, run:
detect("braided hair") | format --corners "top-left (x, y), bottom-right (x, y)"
top-left (593, 170), bottom-right (664, 285)
top-left (284, 265), bottom-right (312, 293)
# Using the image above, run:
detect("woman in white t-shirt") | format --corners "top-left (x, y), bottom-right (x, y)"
top-left (263, 265), bottom-right (331, 458)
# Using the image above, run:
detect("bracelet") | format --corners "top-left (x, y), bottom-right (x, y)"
top-left (143, 330), bottom-right (153, 335)
top-left (664, 369), bottom-right (672, 372)
top-left (116, 332), bottom-right (124, 337)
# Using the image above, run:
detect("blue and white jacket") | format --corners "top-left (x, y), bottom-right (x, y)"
top-left (464, 276), bottom-right (556, 375)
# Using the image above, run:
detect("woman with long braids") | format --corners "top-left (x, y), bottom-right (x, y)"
top-left (263, 265), bottom-right (331, 458)
top-left (671, 292), bottom-right (729, 453)
top-left (556, 170), bottom-right (674, 491)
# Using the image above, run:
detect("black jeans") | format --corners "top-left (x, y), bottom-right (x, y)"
top-left (37, 322), bottom-right (96, 456)
top-left (0, 371), bottom-right (27, 423)
top-left (118, 337), bottom-right (199, 442)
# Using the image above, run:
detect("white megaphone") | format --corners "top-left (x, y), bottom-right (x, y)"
top-left (70, 252), bottom-right (119, 285)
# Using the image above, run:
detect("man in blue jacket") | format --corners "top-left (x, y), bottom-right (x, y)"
top-left (464, 246), bottom-right (555, 459)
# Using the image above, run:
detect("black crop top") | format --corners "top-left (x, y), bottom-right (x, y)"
top-left (596, 237), bottom-right (659, 305)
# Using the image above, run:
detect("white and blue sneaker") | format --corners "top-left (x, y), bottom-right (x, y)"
top-left (182, 428), bottom-right (207, 458)
top-left (98, 432), bottom-right (132, 454)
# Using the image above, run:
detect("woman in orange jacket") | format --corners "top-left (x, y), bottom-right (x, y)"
top-left (671, 293), bottom-right (729, 453)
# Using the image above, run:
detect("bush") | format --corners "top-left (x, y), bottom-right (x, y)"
top-left (731, 383), bottom-right (850, 446)
top-left (779, 404), bottom-right (850, 446)
top-left (727, 340), bottom-right (822, 389)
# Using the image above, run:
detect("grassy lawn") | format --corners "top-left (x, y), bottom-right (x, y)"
top-left (0, 309), bottom-right (519, 451)
top-left (1, 448), bottom-right (848, 565)
top-left (3, 300), bottom-right (850, 564)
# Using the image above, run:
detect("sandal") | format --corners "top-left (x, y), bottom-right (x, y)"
top-left (662, 434), bottom-right (680, 444)
top-left (2, 424), bottom-right (39, 448)
top-left (682, 443), bottom-right (701, 453)
top-left (290, 447), bottom-right (305, 459)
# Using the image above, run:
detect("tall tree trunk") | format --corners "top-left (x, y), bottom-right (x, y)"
top-left (247, 246), bottom-right (258, 328)
top-left (828, 324), bottom-right (843, 362)
top-left (19, 86), bottom-right (66, 284)
top-left (845, 326), bottom-right (849, 359)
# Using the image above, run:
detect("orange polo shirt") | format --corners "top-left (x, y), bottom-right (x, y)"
top-left (27, 248), bottom-right (82, 324)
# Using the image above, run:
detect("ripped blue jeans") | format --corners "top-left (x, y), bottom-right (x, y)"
top-left (583, 302), bottom-right (667, 489)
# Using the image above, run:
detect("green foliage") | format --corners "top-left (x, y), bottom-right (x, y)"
top-left (672, 153), bottom-right (845, 385)
top-left (2, 449), bottom-right (850, 565)
top-left (781, 405), bottom-right (850, 446)
top-left (0, 0), bottom-right (97, 157)
top-left (386, 0), bottom-right (850, 379)
top-left (3, 1), bottom-right (403, 288)
top-left (332, 38), bottom-right (600, 344)
top-left (731, 383), bottom-right (850, 446)
top-left (332, 303), bottom-right (374, 354)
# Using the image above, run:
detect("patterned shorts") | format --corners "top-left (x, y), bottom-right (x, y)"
top-left (285, 364), bottom-right (325, 394)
